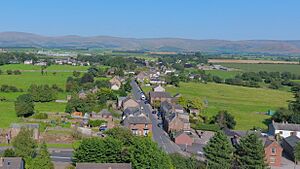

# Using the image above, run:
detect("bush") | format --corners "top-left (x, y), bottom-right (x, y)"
top-left (6, 69), bottom-right (13, 75)
top-left (13, 70), bottom-right (21, 75)
top-left (33, 113), bottom-right (48, 119)
top-left (193, 123), bottom-right (220, 132)
top-left (88, 119), bottom-right (106, 127)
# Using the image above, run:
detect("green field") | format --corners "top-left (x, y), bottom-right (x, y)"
top-left (0, 64), bottom-right (91, 128)
top-left (220, 63), bottom-right (300, 75)
top-left (0, 64), bottom-right (89, 71)
top-left (143, 82), bottom-right (292, 130)
top-left (206, 70), bottom-right (240, 79)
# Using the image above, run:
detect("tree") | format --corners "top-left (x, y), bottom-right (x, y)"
top-left (6, 69), bottom-right (12, 75)
top-left (203, 131), bottom-right (233, 169)
top-left (29, 142), bottom-right (54, 169)
top-left (3, 148), bottom-right (16, 157)
top-left (80, 73), bottom-right (94, 84)
top-left (189, 98), bottom-right (205, 113)
top-left (104, 127), bottom-right (134, 146)
top-left (12, 128), bottom-right (37, 160)
top-left (73, 71), bottom-right (81, 77)
top-left (212, 110), bottom-right (236, 129)
top-left (15, 94), bottom-right (35, 117)
top-left (272, 107), bottom-right (292, 122)
top-left (169, 153), bottom-right (204, 169)
top-left (235, 133), bottom-right (267, 169)
top-left (73, 137), bottom-right (128, 163)
top-left (178, 96), bottom-right (188, 109)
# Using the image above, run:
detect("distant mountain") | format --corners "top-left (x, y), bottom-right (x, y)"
top-left (1, 32), bottom-right (300, 55)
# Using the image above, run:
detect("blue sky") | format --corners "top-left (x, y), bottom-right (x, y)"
top-left (1, 0), bottom-right (300, 40)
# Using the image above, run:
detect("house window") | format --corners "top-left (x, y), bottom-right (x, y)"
top-left (270, 157), bottom-right (276, 164)
top-left (271, 147), bottom-right (276, 154)
top-left (145, 124), bottom-right (148, 128)
top-left (279, 131), bottom-right (283, 134)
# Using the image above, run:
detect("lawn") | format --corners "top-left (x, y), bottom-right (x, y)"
top-left (143, 82), bottom-right (293, 130)
top-left (220, 63), bottom-right (300, 75)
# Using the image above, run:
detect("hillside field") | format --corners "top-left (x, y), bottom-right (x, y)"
top-left (143, 82), bottom-right (292, 130)
top-left (220, 63), bottom-right (300, 75)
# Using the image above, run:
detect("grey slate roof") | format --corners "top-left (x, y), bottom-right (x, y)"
top-left (0, 157), bottom-right (24, 169)
top-left (123, 107), bottom-right (141, 117)
top-left (149, 91), bottom-right (171, 98)
top-left (284, 135), bottom-right (300, 148)
top-left (10, 123), bottom-right (39, 129)
top-left (272, 122), bottom-right (300, 131)
top-left (123, 113), bottom-right (151, 126)
top-left (99, 109), bottom-right (112, 116)
top-left (76, 163), bottom-right (132, 169)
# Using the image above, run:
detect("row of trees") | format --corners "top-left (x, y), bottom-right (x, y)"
top-left (0, 52), bottom-right (37, 65)
top-left (272, 86), bottom-right (300, 123)
top-left (204, 131), bottom-right (266, 169)
top-left (3, 128), bottom-right (53, 169)
top-left (0, 69), bottom-right (22, 75)
top-left (28, 84), bottom-right (62, 102)
top-left (0, 84), bottom-right (23, 92)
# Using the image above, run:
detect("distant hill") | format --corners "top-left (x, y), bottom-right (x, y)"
top-left (1, 32), bottom-right (300, 55)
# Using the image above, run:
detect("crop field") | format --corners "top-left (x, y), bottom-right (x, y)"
top-left (209, 59), bottom-right (299, 64)
top-left (220, 63), bottom-right (300, 75)
top-left (143, 82), bottom-right (292, 130)
top-left (0, 64), bottom-right (92, 128)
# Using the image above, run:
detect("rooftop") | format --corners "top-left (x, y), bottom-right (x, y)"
top-left (283, 135), bottom-right (300, 148)
top-left (0, 157), bottom-right (23, 169)
top-left (76, 163), bottom-right (132, 169)
top-left (271, 121), bottom-right (300, 131)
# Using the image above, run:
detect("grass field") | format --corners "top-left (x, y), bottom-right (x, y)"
top-left (206, 70), bottom-right (240, 79)
top-left (143, 82), bottom-right (292, 130)
top-left (220, 63), bottom-right (300, 75)
top-left (0, 64), bottom-right (91, 128)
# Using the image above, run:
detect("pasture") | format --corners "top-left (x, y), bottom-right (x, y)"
top-left (220, 63), bottom-right (300, 75)
top-left (0, 64), bottom-right (91, 128)
top-left (143, 82), bottom-right (292, 130)
top-left (206, 70), bottom-right (240, 79)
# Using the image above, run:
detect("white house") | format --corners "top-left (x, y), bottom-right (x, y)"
top-left (24, 60), bottom-right (33, 65)
top-left (153, 85), bottom-right (165, 92)
top-left (269, 121), bottom-right (300, 138)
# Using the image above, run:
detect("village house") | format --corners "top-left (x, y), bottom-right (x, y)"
top-left (281, 135), bottom-right (300, 162)
top-left (0, 157), bottom-right (24, 169)
top-left (122, 97), bottom-right (139, 110)
top-left (90, 109), bottom-right (114, 129)
top-left (164, 113), bottom-right (190, 133)
top-left (78, 90), bottom-right (87, 99)
top-left (76, 163), bottom-right (132, 169)
top-left (149, 78), bottom-right (166, 85)
top-left (153, 85), bottom-right (165, 92)
top-left (23, 60), bottom-right (33, 65)
top-left (269, 121), bottom-right (300, 138)
top-left (264, 138), bottom-right (283, 167)
top-left (109, 76), bottom-right (122, 90)
top-left (136, 72), bottom-right (149, 83)
top-left (149, 91), bottom-right (172, 106)
top-left (122, 109), bottom-right (152, 136)
top-left (172, 131), bottom-right (193, 146)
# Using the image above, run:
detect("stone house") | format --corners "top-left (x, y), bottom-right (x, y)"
top-left (153, 85), bottom-right (165, 92)
top-left (122, 97), bottom-right (139, 110)
top-left (109, 76), bottom-right (122, 90)
top-left (0, 157), bottom-right (24, 169)
top-left (122, 112), bottom-right (152, 136)
top-left (281, 135), bottom-right (300, 162)
top-left (172, 131), bottom-right (193, 146)
top-left (149, 91), bottom-right (172, 106)
top-left (164, 113), bottom-right (190, 133)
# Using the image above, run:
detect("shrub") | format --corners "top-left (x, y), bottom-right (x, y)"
top-left (33, 113), bottom-right (48, 119)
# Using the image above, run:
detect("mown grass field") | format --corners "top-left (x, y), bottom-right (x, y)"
top-left (0, 64), bottom-right (92, 128)
top-left (220, 63), bottom-right (300, 75)
top-left (143, 82), bottom-right (293, 130)
top-left (206, 70), bottom-right (240, 79)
